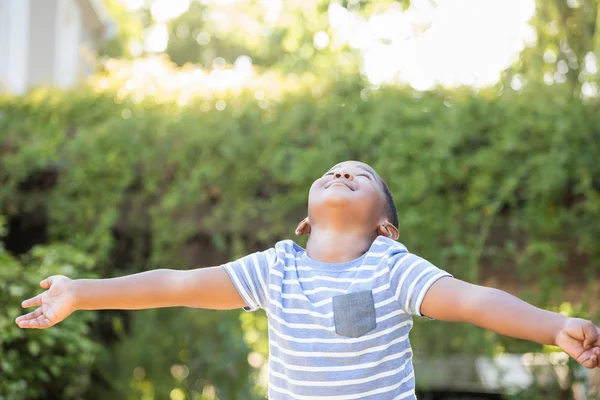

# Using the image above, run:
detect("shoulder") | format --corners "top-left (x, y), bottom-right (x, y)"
top-left (234, 242), bottom-right (295, 272)
top-left (373, 236), bottom-right (431, 274)
top-left (372, 236), bottom-right (410, 258)
top-left (270, 239), bottom-right (304, 261)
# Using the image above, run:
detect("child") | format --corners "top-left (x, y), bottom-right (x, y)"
top-left (16, 160), bottom-right (600, 399)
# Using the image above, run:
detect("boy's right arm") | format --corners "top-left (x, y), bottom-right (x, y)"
top-left (15, 266), bottom-right (246, 329)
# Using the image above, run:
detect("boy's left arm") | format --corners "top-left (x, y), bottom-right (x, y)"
top-left (421, 277), bottom-right (600, 369)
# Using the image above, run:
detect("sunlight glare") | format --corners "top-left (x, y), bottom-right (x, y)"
top-left (144, 23), bottom-right (168, 53)
top-left (330, 0), bottom-right (536, 89)
top-left (582, 82), bottom-right (598, 98)
top-left (260, 0), bottom-right (283, 23)
top-left (122, 0), bottom-right (144, 11)
top-left (151, 0), bottom-right (190, 23)
top-left (585, 52), bottom-right (597, 74)
top-left (121, 0), bottom-right (537, 91)
top-left (314, 32), bottom-right (331, 50)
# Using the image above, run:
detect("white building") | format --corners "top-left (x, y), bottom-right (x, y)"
top-left (0, 0), bottom-right (114, 95)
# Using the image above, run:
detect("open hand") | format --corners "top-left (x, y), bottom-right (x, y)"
top-left (555, 318), bottom-right (600, 368)
top-left (15, 275), bottom-right (77, 329)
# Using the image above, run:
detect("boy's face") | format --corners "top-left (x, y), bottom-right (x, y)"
top-left (305, 161), bottom-right (389, 231)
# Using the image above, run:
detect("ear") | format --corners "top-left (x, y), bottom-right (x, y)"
top-left (377, 222), bottom-right (399, 240)
top-left (295, 218), bottom-right (311, 236)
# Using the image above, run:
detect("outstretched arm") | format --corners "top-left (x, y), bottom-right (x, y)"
top-left (421, 277), bottom-right (600, 368)
top-left (16, 266), bottom-right (245, 329)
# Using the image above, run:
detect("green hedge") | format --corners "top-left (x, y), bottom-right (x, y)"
top-left (0, 217), bottom-right (99, 400)
top-left (1, 70), bottom-right (599, 397)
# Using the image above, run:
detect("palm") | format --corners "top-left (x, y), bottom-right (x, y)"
top-left (16, 275), bottom-right (76, 329)
top-left (555, 318), bottom-right (600, 369)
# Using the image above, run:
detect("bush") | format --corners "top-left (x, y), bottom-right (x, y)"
top-left (0, 217), bottom-right (100, 400)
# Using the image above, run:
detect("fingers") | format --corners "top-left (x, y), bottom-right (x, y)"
top-left (21, 274), bottom-right (60, 308)
top-left (15, 306), bottom-right (58, 329)
top-left (21, 277), bottom-right (59, 308)
top-left (582, 322), bottom-right (599, 349)
top-left (582, 354), bottom-right (598, 369)
top-left (16, 315), bottom-right (53, 329)
top-left (40, 275), bottom-right (58, 289)
top-left (15, 307), bottom-right (43, 323)
top-left (21, 293), bottom-right (43, 308)
top-left (579, 346), bottom-right (600, 369)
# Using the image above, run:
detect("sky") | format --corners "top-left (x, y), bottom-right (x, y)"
top-left (121, 0), bottom-right (536, 90)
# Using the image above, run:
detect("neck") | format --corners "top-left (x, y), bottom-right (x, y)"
top-left (305, 227), bottom-right (377, 263)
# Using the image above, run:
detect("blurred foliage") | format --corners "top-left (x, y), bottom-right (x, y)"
top-left (104, 0), bottom-right (600, 96)
top-left (1, 58), bottom-right (599, 397)
top-left (505, 0), bottom-right (600, 92)
top-left (88, 308), bottom-right (260, 400)
top-left (112, 0), bottom-right (416, 73)
top-left (0, 217), bottom-right (100, 400)
top-left (165, 0), bottom-right (288, 69)
top-left (163, 0), bottom-right (351, 73)
top-left (102, 0), bottom-right (144, 59)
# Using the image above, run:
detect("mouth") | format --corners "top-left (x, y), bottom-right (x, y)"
top-left (326, 182), bottom-right (355, 191)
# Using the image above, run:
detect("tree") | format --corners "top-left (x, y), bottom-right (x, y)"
top-left (102, 0), bottom-right (144, 58)
top-left (162, 0), bottom-right (413, 72)
top-left (505, 0), bottom-right (600, 94)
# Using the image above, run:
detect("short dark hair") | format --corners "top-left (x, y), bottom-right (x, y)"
top-left (381, 179), bottom-right (399, 229)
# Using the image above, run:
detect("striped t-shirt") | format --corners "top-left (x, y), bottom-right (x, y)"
top-left (223, 236), bottom-right (451, 400)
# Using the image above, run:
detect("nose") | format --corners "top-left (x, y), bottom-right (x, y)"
top-left (333, 171), bottom-right (354, 181)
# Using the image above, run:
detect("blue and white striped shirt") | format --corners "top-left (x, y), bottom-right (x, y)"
top-left (223, 236), bottom-right (451, 399)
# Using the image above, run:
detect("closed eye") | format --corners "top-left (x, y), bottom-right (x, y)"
top-left (358, 173), bottom-right (372, 180)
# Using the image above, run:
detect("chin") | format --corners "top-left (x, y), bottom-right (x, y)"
top-left (321, 197), bottom-right (353, 209)
top-left (311, 195), bottom-right (368, 218)
top-left (320, 191), bottom-right (359, 206)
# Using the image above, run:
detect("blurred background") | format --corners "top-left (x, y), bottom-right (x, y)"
top-left (1, 0), bottom-right (599, 399)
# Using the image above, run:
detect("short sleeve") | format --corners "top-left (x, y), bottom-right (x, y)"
top-left (389, 251), bottom-right (451, 317)
top-left (223, 248), bottom-right (275, 311)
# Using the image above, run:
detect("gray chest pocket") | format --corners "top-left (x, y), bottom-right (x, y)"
top-left (332, 290), bottom-right (376, 338)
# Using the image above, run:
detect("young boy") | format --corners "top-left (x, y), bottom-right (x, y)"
top-left (16, 160), bottom-right (600, 399)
